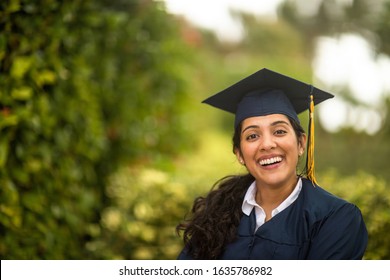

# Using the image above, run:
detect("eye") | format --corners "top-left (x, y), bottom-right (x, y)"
top-left (245, 133), bottom-right (259, 141)
top-left (274, 129), bottom-right (287, 136)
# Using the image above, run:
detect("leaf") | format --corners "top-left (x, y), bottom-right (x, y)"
top-left (0, 133), bottom-right (14, 168)
top-left (0, 179), bottom-right (22, 228)
top-left (34, 70), bottom-right (57, 87)
top-left (0, 114), bottom-right (19, 130)
top-left (11, 86), bottom-right (33, 100)
top-left (10, 56), bottom-right (34, 79)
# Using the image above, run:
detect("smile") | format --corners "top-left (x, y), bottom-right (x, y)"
top-left (259, 156), bottom-right (282, 166)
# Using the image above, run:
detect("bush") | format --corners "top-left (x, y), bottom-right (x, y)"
top-left (92, 166), bottom-right (192, 259)
top-left (0, 0), bottom-right (191, 259)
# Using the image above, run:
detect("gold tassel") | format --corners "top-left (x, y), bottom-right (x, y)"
top-left (306, 94), bottom-right (318, 185)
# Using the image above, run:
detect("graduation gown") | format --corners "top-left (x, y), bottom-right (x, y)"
top-left (178, 178), bottom-right (368, 260)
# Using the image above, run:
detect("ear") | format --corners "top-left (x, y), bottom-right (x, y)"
top-left (234, 147), bottom-right (245, 165)
top-left (298, 133), bottom-right (307, 155)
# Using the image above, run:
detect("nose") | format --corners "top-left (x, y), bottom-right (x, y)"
top-left (259, 133), bottom-right (277, 151)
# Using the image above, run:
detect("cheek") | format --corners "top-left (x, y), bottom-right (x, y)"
top-left (289, 145), bottom-right (301, 160)
top-left (239, 142), bottom-right (257, 158)
top-left (279, 139), bottom-right (300, 157)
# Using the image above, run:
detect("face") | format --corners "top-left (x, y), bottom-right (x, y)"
top-left (235, 114), bottom-right (306, 189)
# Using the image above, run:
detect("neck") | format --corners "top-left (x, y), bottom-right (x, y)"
top-left (255, 176), bottom-right (298, 209)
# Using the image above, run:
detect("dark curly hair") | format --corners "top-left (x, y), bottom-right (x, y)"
top-left (176, 116), bottom-right (305, 259)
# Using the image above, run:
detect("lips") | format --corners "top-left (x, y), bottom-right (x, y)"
top-left (258, 156), bottom-right (283, 166)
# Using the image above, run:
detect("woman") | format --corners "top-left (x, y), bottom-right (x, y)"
top-left (176, 68), bottom-right (368, 260)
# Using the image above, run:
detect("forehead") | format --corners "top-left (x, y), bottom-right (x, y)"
top-left (241, 114), bottom-right (291, 129)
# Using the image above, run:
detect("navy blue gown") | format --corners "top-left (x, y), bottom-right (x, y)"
top-left (178, 178), bottom-right (368, 260)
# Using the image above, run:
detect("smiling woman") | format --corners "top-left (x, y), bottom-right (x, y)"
top-left (176, 68), bottom-right (368, 260)
top-left (237, 115), bottom-right (305, 198)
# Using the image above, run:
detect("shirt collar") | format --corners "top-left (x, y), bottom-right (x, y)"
top-left (242, 181), bottom-right (258, 216)
top-left (242, 177), bottom-right (303, 217)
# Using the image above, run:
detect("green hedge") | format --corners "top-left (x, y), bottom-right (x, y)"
top-left (0, 0), bottom-right (191, 259)
top-left (95, 166), bottom-right (193, 259)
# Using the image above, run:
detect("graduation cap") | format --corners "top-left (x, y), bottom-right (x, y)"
top-left (202, 68), bottom-right (334, 185)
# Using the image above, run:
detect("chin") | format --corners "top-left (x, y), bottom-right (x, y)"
top-left (256, 173), bottom-right (296, 188)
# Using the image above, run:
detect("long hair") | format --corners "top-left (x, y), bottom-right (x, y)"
top-left (176, 116), bottom-right (305, 259)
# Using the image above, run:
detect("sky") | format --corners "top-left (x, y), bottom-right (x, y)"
top-left (163, 0), bottom-right (284, 41)
top-left (162, 0), bottom-right (390, 134)
top-left (313, 34), bottom-right (390, 134)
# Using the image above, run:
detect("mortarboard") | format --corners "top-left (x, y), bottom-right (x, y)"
top-left (202, 68), bottom-right (334, 185)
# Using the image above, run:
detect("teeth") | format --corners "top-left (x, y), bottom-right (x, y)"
top-left (259, 157), bottom-right (282, 166)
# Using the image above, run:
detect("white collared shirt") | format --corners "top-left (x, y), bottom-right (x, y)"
top-left (241, 178), bottom-right (302, 232)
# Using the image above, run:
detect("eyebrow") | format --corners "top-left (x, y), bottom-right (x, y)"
top-left (241, 120), bottom-right (290, 134)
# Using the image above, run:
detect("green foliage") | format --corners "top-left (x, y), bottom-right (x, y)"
top-left (280, 0), bottom-right (390, 55)
top-left (92, 166), bottom-right (192, 259)
top-left (0, 0), bottom-right (191, 259)
top-left (375, 0), bottom-right (390, 54)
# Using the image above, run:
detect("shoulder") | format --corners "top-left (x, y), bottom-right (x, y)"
top-left (301, 178), bottom-right (347, 205)
top-left (300, 178), bottom-right (361, 221)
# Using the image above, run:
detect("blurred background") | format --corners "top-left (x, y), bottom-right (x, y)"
top-left (1, 0), bottom-right (390, 260)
